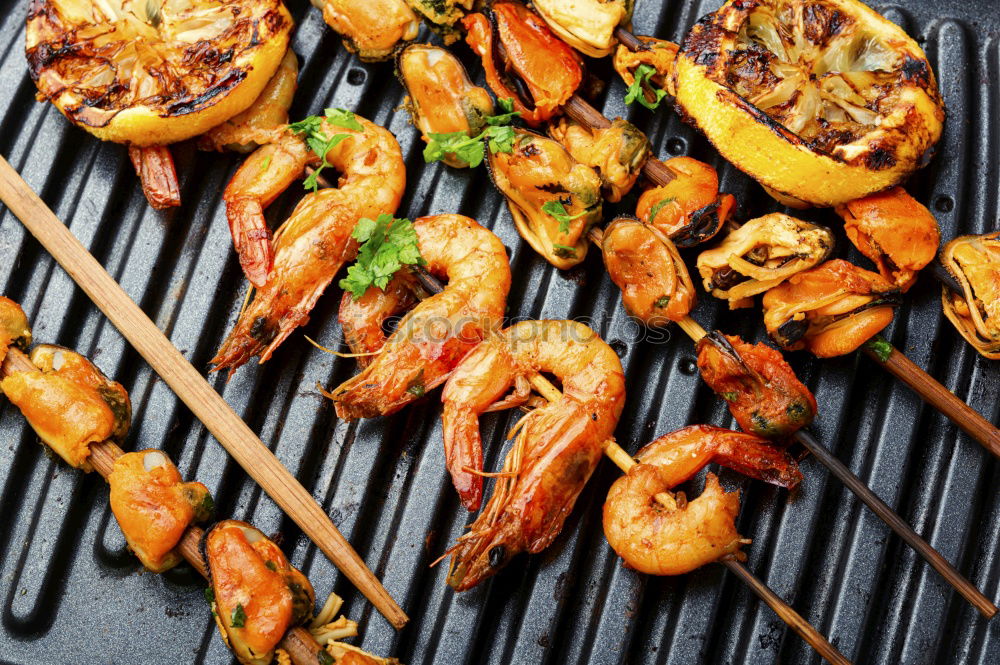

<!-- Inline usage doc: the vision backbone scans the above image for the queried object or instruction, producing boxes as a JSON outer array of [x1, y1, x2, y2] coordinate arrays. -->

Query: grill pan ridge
[[0, 0, 998, 663]]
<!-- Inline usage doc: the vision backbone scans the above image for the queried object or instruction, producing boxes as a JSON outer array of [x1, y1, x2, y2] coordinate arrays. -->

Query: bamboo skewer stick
[[521, 374, 851, 665], [593, 31, 1000, 459], [0, 155, 408, 629], [1, 348, 324, 665]]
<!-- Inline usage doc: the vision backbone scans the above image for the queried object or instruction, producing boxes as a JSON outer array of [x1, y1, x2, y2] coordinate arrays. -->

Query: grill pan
[[1, 0, 998, 663]]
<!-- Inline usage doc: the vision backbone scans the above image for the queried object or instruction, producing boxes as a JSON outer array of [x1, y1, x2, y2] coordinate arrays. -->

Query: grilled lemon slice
[[26, 0, 293, 146], [674, 0, 944, 208]]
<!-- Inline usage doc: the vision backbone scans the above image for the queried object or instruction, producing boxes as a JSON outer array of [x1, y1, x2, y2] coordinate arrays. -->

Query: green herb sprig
[[230, 603, 247, 628], [423, 98, 521, 167], [289, 108, 364, 191], [648, 196, 675, 222], [339, 214, 425, 300], [624, 64, 668, 111], [866, 335, 893, 363], [542, 200, 588, 234]]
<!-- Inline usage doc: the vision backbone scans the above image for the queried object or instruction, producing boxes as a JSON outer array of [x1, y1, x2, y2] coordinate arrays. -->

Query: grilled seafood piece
[[486, 128, 602, 269], [614, 35, 679, 101], [697, 213, 834, 308], [338, 272, 422, 369], [311, 0, 420, 61], [533, 0, 634, 58], [835, 187, 940, 291], [0, 297, 31, 365], [696, 332, 817, 438], [213, 114, 406, 372], [205, 521, 315, 665], [940, 232, 1000, 359], [442, 320, 625, 585], [464, 2, 584, 127], [406, 0, 475, 42], [108, 450, 213, 573], [1, 345, 130, 470], [762, 259, 901, 357], [673, 0, 945, 208], [635, 156, 735, 247], [548, 117, 650, 203], [200, 49, 300, 154], [128, 145, 181, 210], [601, 217, 696, 326], [604, 425, 800, 576], [328, 214, 511, 420], [397, 44, 495, 168]]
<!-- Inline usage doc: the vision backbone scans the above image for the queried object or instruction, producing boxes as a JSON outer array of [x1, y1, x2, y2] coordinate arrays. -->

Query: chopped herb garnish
[[866, 335, 893, 363], [260, 155, 272, 172], [423, 104, 521, 167], [624, 64, 668, 111], [230, 603, 247, 628], [265, 560, 278, 572], [648, 197, 675, 222], [497, 97, 515, 114], [654, 295, 671, 308], [203, 587, 215, 605], [542, 200, 588, 233], [406, 369, 426, 397], [721, 391, 739, 402], [289, 108, 363, 191], [339, 214, 425, 300], [552, 243, 577, 259]]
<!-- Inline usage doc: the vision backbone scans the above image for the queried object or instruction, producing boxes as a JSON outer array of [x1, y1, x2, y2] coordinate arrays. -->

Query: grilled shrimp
[[337, 272, 422, 369], [603, 425, 800, 576], [128, 145, 181, 210], [200, 49, 300, 153], [213, 116, 405, 372], [443, 320, 625, 588], [329, 214, 511, 419]]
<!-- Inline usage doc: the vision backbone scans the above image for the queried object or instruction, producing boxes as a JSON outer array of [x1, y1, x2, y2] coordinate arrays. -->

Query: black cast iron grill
[[0, 1, 998, 663]]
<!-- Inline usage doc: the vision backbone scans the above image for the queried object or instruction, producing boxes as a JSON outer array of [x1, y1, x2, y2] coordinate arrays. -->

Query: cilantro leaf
[[542, 200, 588, 234], [423, 104, 521, 167], [203, 587, 215, 605], [624, 64, 668, 111], [648, 196, 675, 222], [230, 603, 247, 628], [552, 243, 577, 259], [324, 108, 363, 131], [406, 369, 426, 397], [865, 335, 893, 363], [289, 109, 359, 191], [339, 215, 426, 300], [498, 97, 515, 113], [654, 295, 671, 308]]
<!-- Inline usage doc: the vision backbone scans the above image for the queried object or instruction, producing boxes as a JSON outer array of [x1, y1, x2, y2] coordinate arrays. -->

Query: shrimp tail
[[129, 145, 181, 209], [714, 435, 802, 489], [442, 402, 484, 511], [226, 199, 275, 288]]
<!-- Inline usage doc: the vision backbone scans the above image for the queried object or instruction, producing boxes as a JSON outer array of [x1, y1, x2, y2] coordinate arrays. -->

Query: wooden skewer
[[0, 155, 408, 629], [1, 348, 325, 665], [595, 31, 1000, 459], [521, 373, 851, 665]]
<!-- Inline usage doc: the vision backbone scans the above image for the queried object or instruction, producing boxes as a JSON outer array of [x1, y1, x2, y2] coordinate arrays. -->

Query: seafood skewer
[[0, 345, 333, 665], [0, 155, 408, 628], [520, 366, 850, 665]]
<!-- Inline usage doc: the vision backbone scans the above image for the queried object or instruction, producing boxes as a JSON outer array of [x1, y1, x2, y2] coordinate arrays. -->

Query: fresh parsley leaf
[[289, 109, 359, 191], [339, 215, 426, 300], [203, 587, 215, 605], [866, 335, 893, 363], [260, 155, 272, 172], [230, 603, 247, 628], [624, 64, 668, 111], [654, 295, 671, 308], [721, 391, 739, 402], [324, 107, 363, 131], [552, 243, 577, 259], [423, 106, 520, 167], [406, 369, 426, 397], [498, 97, 515, 113], [542, 200, 588, 234], [648, 197, 675, 222]]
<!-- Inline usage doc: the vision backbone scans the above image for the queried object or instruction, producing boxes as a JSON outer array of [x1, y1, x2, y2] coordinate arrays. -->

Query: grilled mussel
[[108, 450, 213, 573], [696, 331, 817, 438], [697, 213, 834, 308], [548, 116, 650, 202], [835, 187, 940, 291], [614, 35, 679, 102], [533, 0, 634, 58], [311, 0, 420, 61], [940, 232, 1000, 359], [762, 260, 901, 358], [398, 44, 495, 168], [0, 296, 31, 365], [487, 128, 602, 269], [0, 345, 130, 470], [205, 521, 315, 665], [602, 217, 696, 326], [636, 157, 735, 247], [464, 2, 583, 127]]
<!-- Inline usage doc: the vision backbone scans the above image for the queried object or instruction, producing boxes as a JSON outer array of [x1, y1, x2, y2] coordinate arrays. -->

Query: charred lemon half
[[26, 0, 292, 146], [674, 0, 944, 208]]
